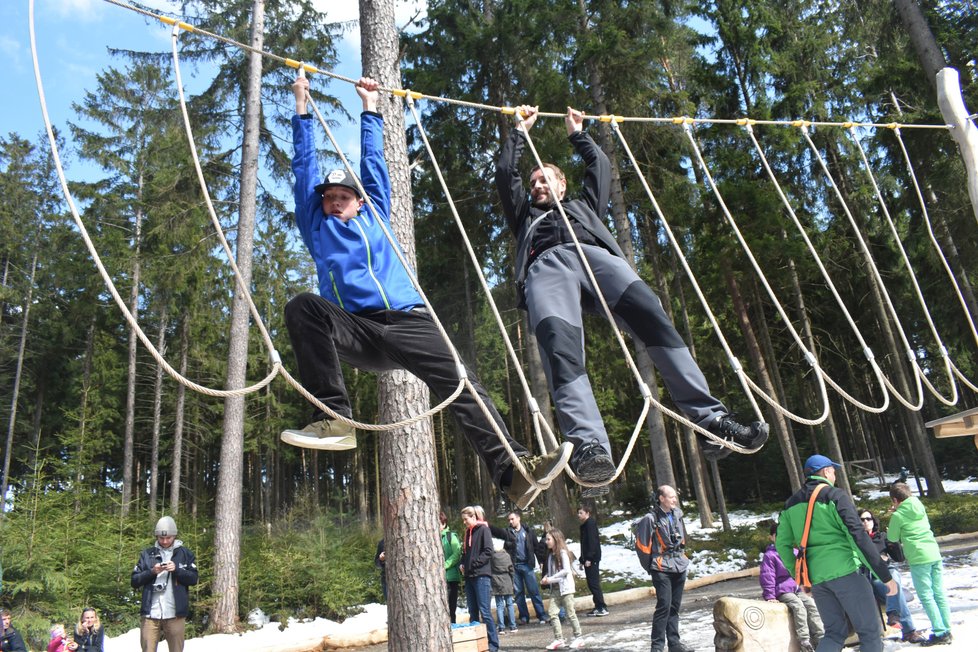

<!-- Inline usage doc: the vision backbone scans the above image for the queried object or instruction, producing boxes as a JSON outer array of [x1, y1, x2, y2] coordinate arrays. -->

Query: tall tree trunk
[[211, 0, 264, 632], [170, 316, 189, 514], [892, 0, 947, 90], [360, 2, 451, 649], [149, 307, 168, 515], [122, 193, 144, 516], [724, 268, 803, 491], [783, 235, 850, 493], [1, 248, 38, 514], [73, 317, 96, 514]]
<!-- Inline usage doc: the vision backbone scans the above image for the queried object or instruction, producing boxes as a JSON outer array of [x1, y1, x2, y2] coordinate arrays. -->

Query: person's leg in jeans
[[649, 569, 674, 651], [883, 567, 916, 632], [465, 578, 480, 626], [507, 595, 518, 629], [474, 576, 499, 651], [513, 565, 530, 623]]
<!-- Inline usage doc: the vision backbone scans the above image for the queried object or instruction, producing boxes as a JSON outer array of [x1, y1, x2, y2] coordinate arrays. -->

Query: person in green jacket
[[440, 510, 463, 623], [888, 482, 953, 647], [776, 455, 896, 652]]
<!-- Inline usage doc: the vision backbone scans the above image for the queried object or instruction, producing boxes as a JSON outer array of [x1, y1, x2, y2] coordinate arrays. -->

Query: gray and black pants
[[524, 244, 726, 463]]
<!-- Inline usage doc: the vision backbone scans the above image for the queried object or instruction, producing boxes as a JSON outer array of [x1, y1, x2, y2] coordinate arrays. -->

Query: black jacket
[[131, 542, 199, 618], [506, 524, 541, 569], [0, 626, 26, 652], [461, 523, 494, 578], [496, 128, 626, 308], [579, 515, 602, 563], [73, 626, 105, 652]]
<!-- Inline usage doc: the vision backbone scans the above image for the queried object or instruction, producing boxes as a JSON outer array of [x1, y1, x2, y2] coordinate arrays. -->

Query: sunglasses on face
[[861, 517, 873, 522]]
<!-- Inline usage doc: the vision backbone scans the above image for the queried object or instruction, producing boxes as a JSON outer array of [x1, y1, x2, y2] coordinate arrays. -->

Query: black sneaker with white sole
[[701, 415, 769, 461], [573, 439, 616, 498]]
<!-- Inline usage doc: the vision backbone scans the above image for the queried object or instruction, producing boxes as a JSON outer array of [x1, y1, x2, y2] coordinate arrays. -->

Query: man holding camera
[[636, 485, 692, 652], [131, 516, 198, 652]]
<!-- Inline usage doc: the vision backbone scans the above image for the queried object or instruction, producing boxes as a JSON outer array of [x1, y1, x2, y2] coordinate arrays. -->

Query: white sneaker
[[568, 638, 586, 649], [280, 419, 357, 451], [545, 640, 567, 650]]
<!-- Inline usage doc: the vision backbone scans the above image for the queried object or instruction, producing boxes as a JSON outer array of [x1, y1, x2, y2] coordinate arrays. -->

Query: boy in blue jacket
[[281, 75, 569, 508]]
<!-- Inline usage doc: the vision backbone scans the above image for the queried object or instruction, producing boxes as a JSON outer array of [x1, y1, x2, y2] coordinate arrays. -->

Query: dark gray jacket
[[496, 128, 626, 308]]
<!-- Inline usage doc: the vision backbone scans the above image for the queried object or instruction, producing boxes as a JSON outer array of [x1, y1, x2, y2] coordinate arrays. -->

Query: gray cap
[[314, 168, 362, 198], [155, 515, 178, 537]]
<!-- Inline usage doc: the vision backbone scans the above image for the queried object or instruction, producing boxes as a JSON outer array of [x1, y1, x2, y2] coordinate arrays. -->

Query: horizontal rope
[[100, 0, 952, 131]]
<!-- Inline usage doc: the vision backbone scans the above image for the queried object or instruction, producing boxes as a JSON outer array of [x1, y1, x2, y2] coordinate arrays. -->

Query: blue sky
[[1, 0, 426, 181]]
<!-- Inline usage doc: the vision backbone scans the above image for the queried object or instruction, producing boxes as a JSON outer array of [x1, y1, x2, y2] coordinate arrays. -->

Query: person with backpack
[[775, 455, 896, 652], [634, 485, 693, 652]]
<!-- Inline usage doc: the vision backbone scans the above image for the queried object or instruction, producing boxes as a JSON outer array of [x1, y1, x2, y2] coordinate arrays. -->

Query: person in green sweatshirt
[[887, 482, 953, 647], [776, 455, 896, 652]]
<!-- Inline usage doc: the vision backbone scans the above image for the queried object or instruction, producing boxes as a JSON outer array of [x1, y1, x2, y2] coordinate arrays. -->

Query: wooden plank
[[925, 406, 978, 429]]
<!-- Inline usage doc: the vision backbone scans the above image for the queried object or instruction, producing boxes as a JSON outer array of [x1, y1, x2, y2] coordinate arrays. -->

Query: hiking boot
[[574, 439, 616, 497], [702, 415, 769, 461], [505, 442, 574, 509], [669, 642, 694, 652], [903, 630, 927, 644], [280, 418, 357, 451]]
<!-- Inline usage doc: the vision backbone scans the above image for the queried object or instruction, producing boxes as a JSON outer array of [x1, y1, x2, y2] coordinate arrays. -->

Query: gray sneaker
[[505, 442, 574, 509], [280, 419, 357, 451]]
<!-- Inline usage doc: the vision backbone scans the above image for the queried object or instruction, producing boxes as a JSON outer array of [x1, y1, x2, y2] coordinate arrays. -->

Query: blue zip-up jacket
[[291, 111, 422, 313]]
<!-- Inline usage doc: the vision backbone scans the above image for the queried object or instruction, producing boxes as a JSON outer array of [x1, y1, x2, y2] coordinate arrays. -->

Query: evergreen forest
[[1, 0, 976, 646]]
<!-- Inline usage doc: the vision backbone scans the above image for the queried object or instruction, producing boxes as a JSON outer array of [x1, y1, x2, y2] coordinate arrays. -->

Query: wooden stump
[[713, 596, 802, 652]]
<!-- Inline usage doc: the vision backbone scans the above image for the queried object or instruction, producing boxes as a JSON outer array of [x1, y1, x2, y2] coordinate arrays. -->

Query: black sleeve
[[174, 548, 199, 587], [375, 539, 385, 568], [495, 129, 529, 235], [836, 490, 891, 581], [569, 131, 611, 220], [882, 534, 906, 563], [130, 548, 156, 589]]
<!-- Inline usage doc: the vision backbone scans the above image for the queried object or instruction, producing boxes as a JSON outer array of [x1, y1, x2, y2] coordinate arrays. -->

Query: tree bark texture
[[360, 1, 452, 649], [211, 0, 265, 632]]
